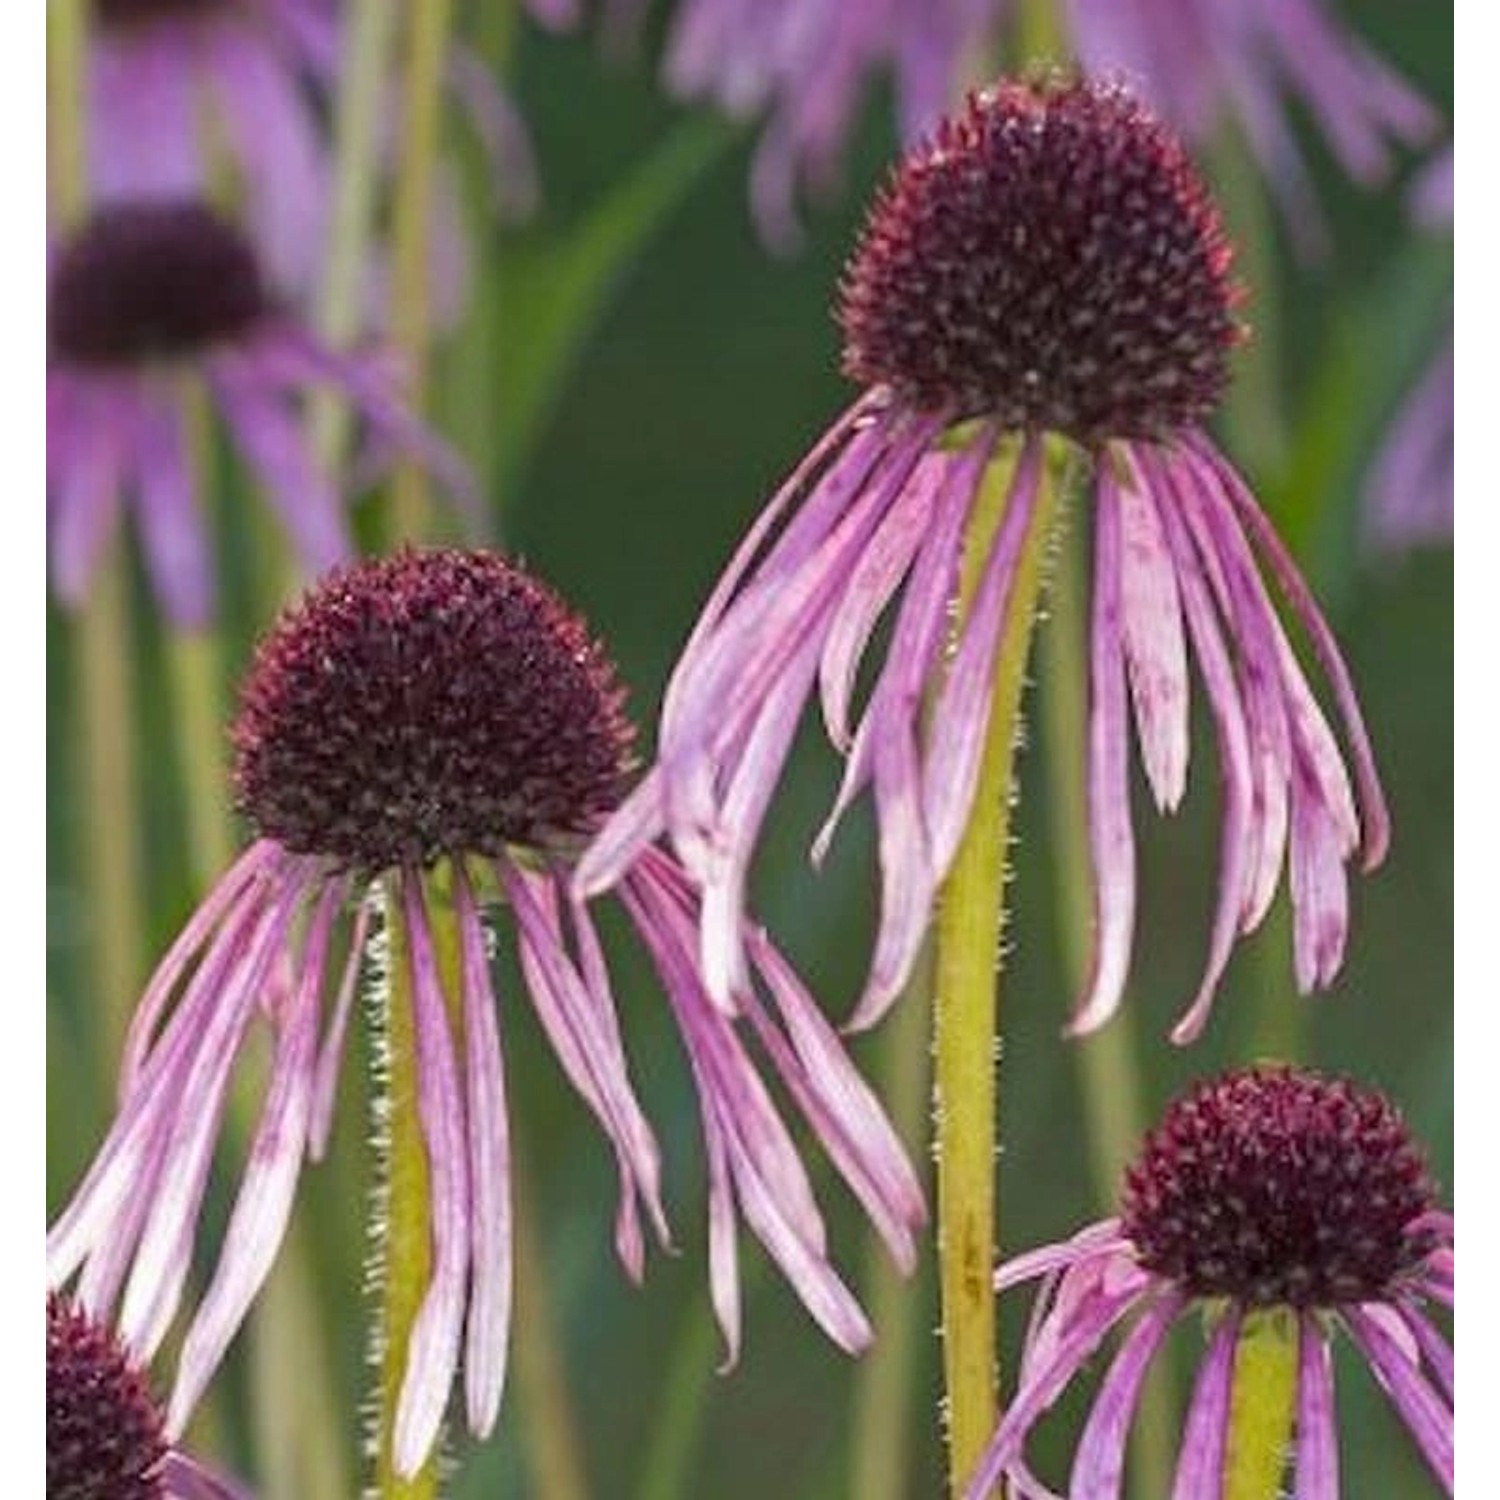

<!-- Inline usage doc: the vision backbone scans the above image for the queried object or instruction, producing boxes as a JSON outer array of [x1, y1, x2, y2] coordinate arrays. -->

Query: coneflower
[[578, 75, 1389, 1044], [47, 548, 925, 1479]]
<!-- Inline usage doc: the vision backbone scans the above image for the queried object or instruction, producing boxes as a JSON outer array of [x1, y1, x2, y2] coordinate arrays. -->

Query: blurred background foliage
[[47, 1, 1452, 1495]]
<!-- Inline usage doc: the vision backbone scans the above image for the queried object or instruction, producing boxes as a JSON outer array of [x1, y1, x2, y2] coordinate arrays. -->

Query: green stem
[[373, 868, 463, 1499], [307, 0, 399, 483], [512, 1160, 591, 1500], [849, 944, 935, 1500], [47, 0, 87, 223], [388, 0, 455, 543], [934, 443, 1058, 1497], [1224, 1310, 1300, 1500], [1040, 501, 1178, 1496]]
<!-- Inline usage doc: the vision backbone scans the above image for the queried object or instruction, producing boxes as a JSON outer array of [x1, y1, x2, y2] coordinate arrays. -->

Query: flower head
[[47, 548, 925, 1479], [965, 1066, 1453, 1497], [48, 1293, 249, 1500], [578, 75, 1389, 1043], [46, 201, 475, 627]]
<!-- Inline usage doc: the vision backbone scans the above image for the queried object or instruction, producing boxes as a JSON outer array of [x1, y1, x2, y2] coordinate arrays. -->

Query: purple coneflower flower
[[1366, 149, 1453, 555], [46, 200, 473, 628], [577, 76, 1389, 1044], [965, 1066, 1453, 1498], [606, 0, 992, 249], [47, 549, 925, 1478], [1039, 0, 1435, 252], [85, 0, 539, 299], [48, 1292, 250, 1500]]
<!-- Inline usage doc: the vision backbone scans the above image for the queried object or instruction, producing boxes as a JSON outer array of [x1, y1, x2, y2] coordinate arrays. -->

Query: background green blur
[[47, 5, 1452, 1495]]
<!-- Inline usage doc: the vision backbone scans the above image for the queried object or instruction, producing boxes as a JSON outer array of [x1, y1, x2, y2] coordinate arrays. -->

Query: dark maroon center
[[49, 202, 267, 367], [1121, 1068, 1439, 1308], [233, 549, 637, 872], [838, 76, 1242, 444], [94, 0, 225, 28], [47, 1294, 167, 1500]]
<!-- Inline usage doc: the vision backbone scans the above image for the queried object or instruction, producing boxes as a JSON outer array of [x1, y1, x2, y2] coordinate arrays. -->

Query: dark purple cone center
[[49, 202, 267, 367], [1121, 1068, 1439, 1308], [233, 549, 637, 872], [47, 1294, 167, 1500], [95, 0, 225, 28], [838, 76, 1242, 444]]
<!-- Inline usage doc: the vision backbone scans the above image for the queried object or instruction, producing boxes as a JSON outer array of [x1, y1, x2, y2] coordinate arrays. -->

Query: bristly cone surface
[[1121, 1067, 1439, 1308], [233, 549, 637, 872], [49, 201, 268, 367], [48, 1294, 167, 1500], [839, 75, 1244, 444]]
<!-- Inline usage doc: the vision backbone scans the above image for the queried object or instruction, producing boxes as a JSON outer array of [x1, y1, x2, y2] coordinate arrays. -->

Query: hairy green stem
[[1040, 502, 1178, 1496], [934, 445, 1058, 1497], [850, 947, 935, 1500], [1224, 1310, 1300, 1500], [388, 0, 454, 541]]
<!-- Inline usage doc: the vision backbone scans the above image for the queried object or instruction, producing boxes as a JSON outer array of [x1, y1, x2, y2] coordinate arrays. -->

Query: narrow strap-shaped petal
[[996, 1224, 1130, 1294], [963, 1283, 1147, 1500], [1116, 449, 1190, 812], [120, 841, 284, 1094], [1397, 1303, 1453, 1401], [308, 890, 366, 1162], [209, 354, 351, 577], [445, 46, 539, 219], [1288, 763, 1350, 991], [118, 866, 310, 1359], [573, 768, 668, 899], [87, 30, 201, 203], [1071, 1291, 1186, 1499], [160, 1450, 256, 1500], [1170, 1310, 1239, 1500], [167, 881, 340, 1433], [921, 435, 1043, 880], [818, 452, 945, 750], [131, 389, 212, 630], [393, 874, 473, 1478], [453, 864, 513, 1439], [1192, 433, 1390, 869], [1343, 1305, 1454, 1492], [49, 377, 127, 610], [1294, 1316, 1339, 1500], [697, 1059, 742, 1371], [1068, 463, 1137, 1036], [1151, 480, 1256, 1044], [502, 861, 666, 1262]]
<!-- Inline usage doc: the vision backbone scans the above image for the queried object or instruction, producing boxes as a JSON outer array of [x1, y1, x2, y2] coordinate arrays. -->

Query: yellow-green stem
[[308, 0, 400, 480], [512, 1160, 591, 1500], [1040, 503, 1178, 1496], [1016, 0, 1067, 62], [47, 0, 87, 223], [374, 869, 464, 1499], [934, 445, 1058, 1497], [850, 945, 935, 1500], [388, 0, 454, 542], [1224, 1310, 1300, 1500]]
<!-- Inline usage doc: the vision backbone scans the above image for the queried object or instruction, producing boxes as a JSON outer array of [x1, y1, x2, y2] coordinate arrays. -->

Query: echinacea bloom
[[965, 1067, 1453, 1498], [48, 1292, 250, 1500], [603, 0, 993, 248], [578, 77, 1389, 1043], [1040, 0, 1436, 251], [1366, 149, 1453, 555], [85, 0, 539, 301], [47, 549, 925, 1478], [47, 201, 474, 628]]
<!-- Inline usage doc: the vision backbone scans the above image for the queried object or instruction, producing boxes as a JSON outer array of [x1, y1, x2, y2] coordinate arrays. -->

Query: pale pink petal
[[1170, 1311, 1239, 1500], [132, 390, 212, 629], [308, 892, 366, 1162], [1295, 1316, 1338, 1500], [1288, 764, 1350, 991], [1344, 1306, 1453, 1491]]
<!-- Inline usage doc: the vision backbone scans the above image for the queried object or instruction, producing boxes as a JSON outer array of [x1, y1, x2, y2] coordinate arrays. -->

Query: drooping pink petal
[[573, 769, 669, 899], [167, 881, 340, 1433], [392, 873, 473, 1478], [995, 1222, 1130, 1295], [49, 378, 128, 610], [452, 863, 514, 1438], [1116, 451, 1190, 812], [308, 890, 366, 1162], [698, 1076, 742, 1370], [1294, 1317, 1339, 1500], [1344, 1305, 1454, 1492], [1068, 462, 1137, 1037], [1288, 763, 1350, 991], [1071, 1291, 1186, 1498], [131, 390, 212, 630], [1397, 1303, 1453, 1402], [160, 1450, 256, 1500], [1170, 1310, 1238, 1500]]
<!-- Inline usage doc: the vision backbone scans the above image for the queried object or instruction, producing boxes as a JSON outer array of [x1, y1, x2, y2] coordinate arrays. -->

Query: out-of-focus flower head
[[578, 76, 1389, 1044], [46, 200, 476, 628], [47, 548, 926, 1479], [965, 1066, 1452, 1497]]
